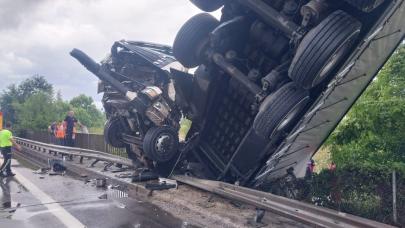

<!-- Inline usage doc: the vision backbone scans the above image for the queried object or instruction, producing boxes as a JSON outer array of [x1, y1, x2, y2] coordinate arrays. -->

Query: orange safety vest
[[56, 125, 65, 139]]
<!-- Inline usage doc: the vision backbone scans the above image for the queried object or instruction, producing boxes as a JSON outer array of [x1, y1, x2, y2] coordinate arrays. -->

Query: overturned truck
[[71, 0, 404, 192]]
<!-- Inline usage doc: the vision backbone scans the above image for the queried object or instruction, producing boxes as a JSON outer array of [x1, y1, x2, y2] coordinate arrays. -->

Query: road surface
[[0, 158, 187, 228]]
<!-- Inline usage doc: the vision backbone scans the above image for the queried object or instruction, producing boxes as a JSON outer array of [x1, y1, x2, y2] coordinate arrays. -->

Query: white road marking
[[10, 164, 86, 228]]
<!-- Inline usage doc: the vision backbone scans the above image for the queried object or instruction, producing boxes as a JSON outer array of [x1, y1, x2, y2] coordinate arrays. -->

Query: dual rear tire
[[253, 82, 310, 139], [173, 10, 362, 139], [256, 11, 361, 137], [289, 10, 362, 89]]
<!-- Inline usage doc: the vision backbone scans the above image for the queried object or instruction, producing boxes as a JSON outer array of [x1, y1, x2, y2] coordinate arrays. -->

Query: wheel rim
[[271, 96, 310, 138], [312, 29, 360, 87], [154, 133, 176, 161]]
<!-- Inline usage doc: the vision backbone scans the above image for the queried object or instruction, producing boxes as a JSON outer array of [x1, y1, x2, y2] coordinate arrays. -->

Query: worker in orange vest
[[55, 122, 65, 146]]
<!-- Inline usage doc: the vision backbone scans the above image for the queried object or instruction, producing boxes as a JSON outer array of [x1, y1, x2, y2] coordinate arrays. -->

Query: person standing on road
[[63, 111, 80, 148], [56, 122, 65, 146], [48, 122, 57, 144], [64, 111, 81, 160], [0, 122, 22, 177]]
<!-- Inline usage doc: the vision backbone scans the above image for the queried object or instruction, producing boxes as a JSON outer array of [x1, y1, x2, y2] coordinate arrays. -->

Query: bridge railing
[[22, 130, 127, 158]]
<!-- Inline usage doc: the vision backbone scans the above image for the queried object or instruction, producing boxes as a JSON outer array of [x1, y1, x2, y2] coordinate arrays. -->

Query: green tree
[[328, 44, 405, 170], [69, 94, 104, 129], [0, 75, 53, 124], [13, 92, 56, 131], [0, 76, 106, 134], [0, 84, 19, 123], [54, 100, 71, 122], [15, 75, 53, 102], [70, 94, 94, 110]]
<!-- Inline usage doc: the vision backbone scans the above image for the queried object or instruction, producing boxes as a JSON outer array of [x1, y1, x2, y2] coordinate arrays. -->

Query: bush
[[307, 165, 404, 225]]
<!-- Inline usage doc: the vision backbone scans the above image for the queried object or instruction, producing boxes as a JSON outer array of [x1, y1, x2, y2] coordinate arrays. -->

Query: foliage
[[70, 94, 94, 110], [0, 76, 105, 133], [309, 44, 405, 226], [69, 94, 105, 128], [0, 75, 52, 124], [13, 92, 56, 131], [54, 100, 71, 122], [307, 165, 404, 225], [327, 44, 405, 171], [13, 75, 53, 102]]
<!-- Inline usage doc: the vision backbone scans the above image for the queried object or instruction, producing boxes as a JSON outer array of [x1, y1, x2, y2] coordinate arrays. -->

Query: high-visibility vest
[[56, 125, 65, 139]]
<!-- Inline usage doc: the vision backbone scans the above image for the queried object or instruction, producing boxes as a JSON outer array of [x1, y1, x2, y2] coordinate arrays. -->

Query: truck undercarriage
[[70, 0, 405, 193]]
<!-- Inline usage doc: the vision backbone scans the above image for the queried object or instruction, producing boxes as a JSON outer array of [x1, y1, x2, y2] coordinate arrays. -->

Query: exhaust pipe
[[70, 48, 137, 101]]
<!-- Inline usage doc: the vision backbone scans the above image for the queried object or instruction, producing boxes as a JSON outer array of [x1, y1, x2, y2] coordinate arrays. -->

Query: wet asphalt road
[[0, 158, 188, 228]]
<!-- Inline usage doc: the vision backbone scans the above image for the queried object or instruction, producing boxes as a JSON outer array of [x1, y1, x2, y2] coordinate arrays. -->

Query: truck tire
[[253, 82, 310, 139], [173, 13, 219, 68], [104, 118, 126, 148], [190, 0, 224, 12], [143, 126, 179, 163], [344, 0, 385, 12], [289, 10, 361, 89]]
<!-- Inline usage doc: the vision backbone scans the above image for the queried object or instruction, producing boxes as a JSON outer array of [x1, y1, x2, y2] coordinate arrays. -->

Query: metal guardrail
[[15, 137, 397, 228], [23, 130, 127, 158], [174, 175, 396, 228], [15, 137, 134, 167]]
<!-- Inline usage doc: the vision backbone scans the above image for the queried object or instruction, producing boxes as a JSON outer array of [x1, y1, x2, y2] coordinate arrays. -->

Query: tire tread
[[289, 11, 361, 89], [253, 83, 309, 138], [173, 13, 219, 68]]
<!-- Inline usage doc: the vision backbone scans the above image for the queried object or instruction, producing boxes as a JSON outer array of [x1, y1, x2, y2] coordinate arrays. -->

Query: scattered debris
[[230, 201, 243, 208], [159, 178, 177, 189], [247, 209, 267, 228], [33, 168, 49, 175], [115, 202, 126, 209], [102, 162, 114, 172], [255, 209, 265, 223], [89, 159, 100, 168], [115, 173, 134, 179], [132, 171, 159, 183], [48, 159, 66, 172], [197, 201, 215, 209], [96, 178, 107, 188], [108, 184, 120, 190], [110, 167, 129, 173], [106, 188, 128, 199], [145, 182, 176, 191], [98, 193, 108, 200], [49, 171, 65, 176]]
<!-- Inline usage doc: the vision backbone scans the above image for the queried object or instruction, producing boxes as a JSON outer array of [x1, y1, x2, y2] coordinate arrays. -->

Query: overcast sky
[[0, 0, 219, 109]]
